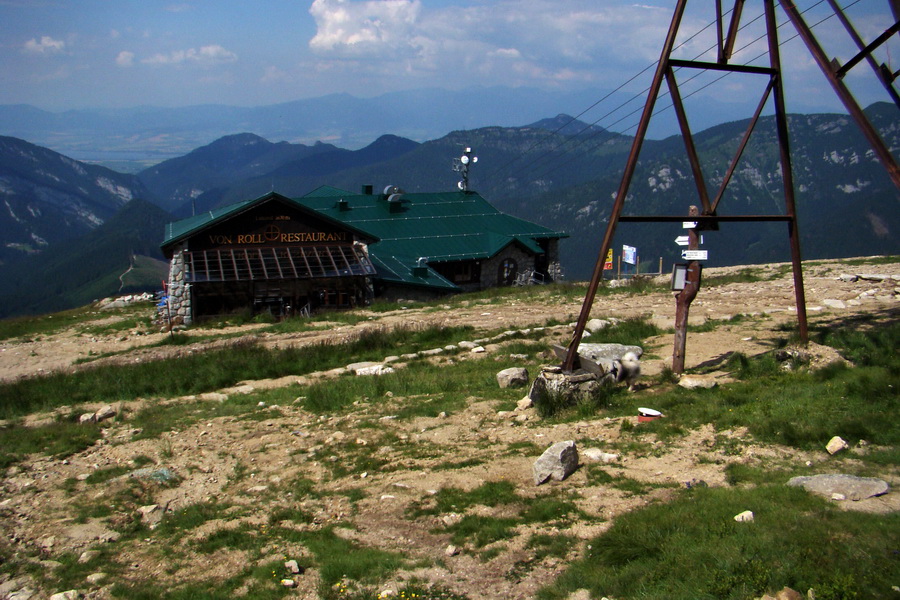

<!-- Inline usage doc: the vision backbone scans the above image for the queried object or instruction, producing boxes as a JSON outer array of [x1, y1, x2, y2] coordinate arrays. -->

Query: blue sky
[[1, 0, 896, 123]]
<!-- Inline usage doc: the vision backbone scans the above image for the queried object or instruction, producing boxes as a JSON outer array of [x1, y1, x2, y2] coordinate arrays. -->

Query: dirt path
[[2, 259, 897, 382]]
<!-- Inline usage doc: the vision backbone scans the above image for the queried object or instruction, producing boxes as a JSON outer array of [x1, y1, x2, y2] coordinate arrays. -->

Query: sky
[[0, 0, 897, 124]]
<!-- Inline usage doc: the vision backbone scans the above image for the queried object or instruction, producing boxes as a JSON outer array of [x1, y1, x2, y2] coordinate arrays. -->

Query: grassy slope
[[0, 276, 897, 600]]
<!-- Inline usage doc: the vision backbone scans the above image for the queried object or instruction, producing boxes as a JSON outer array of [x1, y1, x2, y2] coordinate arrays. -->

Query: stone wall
[[480, 245, 535, 289], [159, 244, 192, 326]]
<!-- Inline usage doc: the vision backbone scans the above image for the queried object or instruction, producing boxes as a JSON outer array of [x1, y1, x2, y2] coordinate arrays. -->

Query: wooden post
[[672, 206, 702, 373]]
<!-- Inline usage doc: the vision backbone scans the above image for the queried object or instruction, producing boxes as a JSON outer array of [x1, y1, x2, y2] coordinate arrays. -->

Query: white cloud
[[23, 36, 65, 55], [309, 0, 423, 56], [304, 0, 677, 90], [141, 44, 238, 66], [491, 48, 521, 59], [116, 51, 135, 67], [261, 65, 291, 83]]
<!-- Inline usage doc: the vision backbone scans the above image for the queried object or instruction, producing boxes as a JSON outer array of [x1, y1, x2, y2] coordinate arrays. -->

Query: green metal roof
[[298, 187, 566, 261], [161, 188, 567, 292], [161, 191, 377, 249]]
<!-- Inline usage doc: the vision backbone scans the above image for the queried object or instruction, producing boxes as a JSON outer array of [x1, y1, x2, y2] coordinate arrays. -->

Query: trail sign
[[622, 245, 637, 265], [682, 249, 708, 260], [603, 248, 613, 270], [675, 235, 703, 246]]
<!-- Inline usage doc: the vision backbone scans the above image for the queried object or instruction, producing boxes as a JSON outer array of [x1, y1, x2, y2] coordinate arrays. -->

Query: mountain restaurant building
[[160, 187, 566, 324]]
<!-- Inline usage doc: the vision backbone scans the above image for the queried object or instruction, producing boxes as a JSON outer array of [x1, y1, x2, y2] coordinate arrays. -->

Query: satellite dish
[[458, 181, 465, 190], [460, 155, 470, 165]]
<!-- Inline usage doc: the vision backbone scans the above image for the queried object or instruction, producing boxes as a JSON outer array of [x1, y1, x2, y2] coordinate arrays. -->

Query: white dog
[[615, 351, 641, 392]]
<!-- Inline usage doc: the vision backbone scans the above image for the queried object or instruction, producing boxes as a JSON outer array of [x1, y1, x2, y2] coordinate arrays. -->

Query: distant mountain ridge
[[0, 103, 896, 318], [0, 86, 668, 164], [0, 136, 154, 267]]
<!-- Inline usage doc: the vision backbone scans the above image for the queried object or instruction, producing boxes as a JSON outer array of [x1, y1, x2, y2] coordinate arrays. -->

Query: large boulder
[[497, 367, 529, 388], [786, 474, 889, 501], [533, 441, 579, 485]]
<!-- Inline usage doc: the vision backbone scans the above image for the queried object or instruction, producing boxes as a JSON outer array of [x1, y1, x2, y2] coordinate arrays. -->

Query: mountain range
[[0, 87, 643, 165], [0, 102, 897, 318]]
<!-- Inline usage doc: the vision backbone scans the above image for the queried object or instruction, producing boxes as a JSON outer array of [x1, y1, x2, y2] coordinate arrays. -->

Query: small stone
[[733, 510, 754, 522], [138, 504, 164, 529], [94, 405, 116, 422], [77, 551, 99, 564], [281, 578, 297, 588], [78, 413, 96, 425], [582, 449, 618, 463], [774, 587, 803, 600], [516, 397, 534, 411], [445, 544, 459, 556], [826, 436, 849, 455], [830, 493, 846, 501], [86, 573, 106, 585], [49, 591, 82, 600], [284, 559, 301, 574]]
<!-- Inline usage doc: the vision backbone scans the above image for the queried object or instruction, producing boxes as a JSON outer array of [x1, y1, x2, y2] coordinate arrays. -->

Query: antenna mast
[[452, 147, 478, 191]]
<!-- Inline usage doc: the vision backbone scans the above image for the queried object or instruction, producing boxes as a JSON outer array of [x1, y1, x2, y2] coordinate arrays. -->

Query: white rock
[[533, 441, 579, 485], [826, 436, 849, 455], [359, 364, 395, 376], [582, 449, 619, 463], [497, 367, 529, 388], [733, 510, 754, 522], [94, 405, 116, 422], [138, 504, 164, 529], [445, 544, 459, 556], [586, 318, 611, 333], [822, 299, 846, 309], [284, 559, 301, 574], [678, 375, 718, 389], [50, 590, 82, 600]]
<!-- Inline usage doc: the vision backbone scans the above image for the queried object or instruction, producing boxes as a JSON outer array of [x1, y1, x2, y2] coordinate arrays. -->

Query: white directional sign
[[675, 235, 704, 246], [683, 221, 697, 229], [682, 249, 708, 260]]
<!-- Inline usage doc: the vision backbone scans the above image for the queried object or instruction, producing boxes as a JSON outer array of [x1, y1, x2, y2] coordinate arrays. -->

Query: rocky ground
[[0, 257, 898, 600]]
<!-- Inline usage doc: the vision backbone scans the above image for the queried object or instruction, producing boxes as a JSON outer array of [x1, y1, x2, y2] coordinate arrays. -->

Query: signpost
[[672, 206, 703, 373], [603, 248, 613, 271], [622, 245, 637, 265]]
